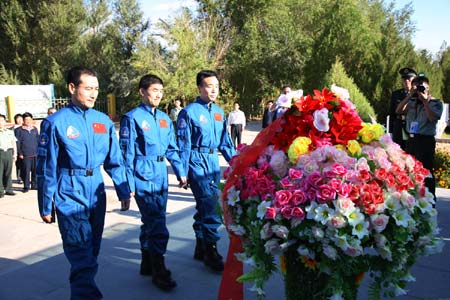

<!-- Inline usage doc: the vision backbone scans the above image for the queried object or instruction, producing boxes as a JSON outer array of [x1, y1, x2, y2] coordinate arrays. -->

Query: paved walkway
[[0, 121, 449, 299]]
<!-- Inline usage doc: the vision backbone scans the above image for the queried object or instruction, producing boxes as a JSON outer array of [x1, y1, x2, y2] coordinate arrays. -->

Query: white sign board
[[0, 84, 54, 119]]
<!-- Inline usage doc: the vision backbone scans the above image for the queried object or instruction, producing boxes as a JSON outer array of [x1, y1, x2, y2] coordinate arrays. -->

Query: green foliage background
[[1, 0, 450, 123]]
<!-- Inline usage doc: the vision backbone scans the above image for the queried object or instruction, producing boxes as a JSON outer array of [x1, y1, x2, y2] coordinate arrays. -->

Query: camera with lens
[[417, 85, 426, 93]]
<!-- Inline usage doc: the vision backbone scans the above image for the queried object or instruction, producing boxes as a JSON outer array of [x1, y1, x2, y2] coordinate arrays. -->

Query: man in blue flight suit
[[177, 70, 235, 272], [37, 66, 131, 300], [119, 74, 187, 291]]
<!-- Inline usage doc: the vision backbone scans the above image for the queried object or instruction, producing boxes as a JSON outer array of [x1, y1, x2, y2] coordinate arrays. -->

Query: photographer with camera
[[396, 74, 443, 202], [389, 67, 416, 150]]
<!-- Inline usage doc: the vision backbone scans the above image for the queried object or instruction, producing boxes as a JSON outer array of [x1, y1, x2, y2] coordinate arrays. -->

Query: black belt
[[192, 147, 215, 154], [59, 167, 99, 176], [136, 155, 165, 162]]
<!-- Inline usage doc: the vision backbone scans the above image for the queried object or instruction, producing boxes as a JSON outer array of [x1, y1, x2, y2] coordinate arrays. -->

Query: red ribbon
[[219, 118, 282, 300]]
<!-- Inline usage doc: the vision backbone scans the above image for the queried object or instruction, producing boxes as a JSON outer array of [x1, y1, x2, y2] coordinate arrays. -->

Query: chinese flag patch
[[159, 119, 168, 128], [93, 122, 107, 134], [214, 113, 222, 121]]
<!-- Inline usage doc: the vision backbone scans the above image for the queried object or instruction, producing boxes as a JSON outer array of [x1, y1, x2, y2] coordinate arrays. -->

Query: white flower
[[334, 197, 355, 215], [417, 197, 434, 214], [394, 285, 408, 296], [297, 245, 315, 259], [226, 186, 240, 206], [313, 107, 330, 132], [384, 195, 402, 211], [351, 220, 370, 239], [314, 204, 334, 225], [327, 213, 347, 229], [346, 209, 364, 226], [332, 234, 350, 251], [329, 290, 344, 300], [331, 84, 350, 101], [272, 225, 289, 239], [257, 201, 272, 219], [323, 244, 338, 260], [370, 214, 389, 233], [345, 239, 363, 257], [311, 226, 325, 239], [400, 190, 416, 210], [249, 284, 265, 296], [264, 239, 283, 255], [229, 224, 246, 235], [392, 208, 412, 228], [260, 222, 273, 239], [306, 201, 319, 220]]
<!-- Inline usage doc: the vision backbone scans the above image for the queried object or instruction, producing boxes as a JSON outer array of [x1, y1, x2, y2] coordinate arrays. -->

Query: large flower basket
[[218, 88, 443, 300]]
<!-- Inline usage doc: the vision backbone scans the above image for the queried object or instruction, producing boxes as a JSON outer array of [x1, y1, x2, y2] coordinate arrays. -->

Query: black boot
[[203, 243, 224, 272], [140, 249, 152, 276], [151, 254, 177, 291], [193, 238, 204, 261]]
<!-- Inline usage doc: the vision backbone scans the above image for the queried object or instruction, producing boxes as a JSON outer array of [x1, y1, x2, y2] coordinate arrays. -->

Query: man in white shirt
[[227, 102, 246, 149]]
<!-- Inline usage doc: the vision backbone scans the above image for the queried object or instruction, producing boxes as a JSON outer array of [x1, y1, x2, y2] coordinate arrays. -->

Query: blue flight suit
[[177, 97, 235, 243], [119, 103, 186, 254], [37, 103, 130, 300]]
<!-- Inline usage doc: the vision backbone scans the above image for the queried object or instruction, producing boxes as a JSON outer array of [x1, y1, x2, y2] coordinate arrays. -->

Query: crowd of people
[[0, 108, 57, 197], [0, 64, 444, 299]]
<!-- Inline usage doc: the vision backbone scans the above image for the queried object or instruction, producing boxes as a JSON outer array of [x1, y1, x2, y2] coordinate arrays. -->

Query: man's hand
[[120, 199, 130, 211], [178, 176, 188, 189], [41, 215, 53, 223]]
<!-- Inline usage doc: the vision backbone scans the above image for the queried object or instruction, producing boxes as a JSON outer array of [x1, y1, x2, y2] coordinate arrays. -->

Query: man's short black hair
[[0, 114, 6, 120], [196, 70, 218, 87], [22, 112, 33, 119], [139, 74, 164, 90], [281, 84, 291, 90], [66, 66, 97, 86]]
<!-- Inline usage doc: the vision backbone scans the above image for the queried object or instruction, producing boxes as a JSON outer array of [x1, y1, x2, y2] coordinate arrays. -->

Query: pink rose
[[307, 171, 323, 187], [280, 177, 295, 190], [280, 206, 293, 219], [291, 189, 307, 205], [265, 207, 276, 219], [337, 183, 352, 197], [327, 178, 342, 191], [288, 168, 304, 180], [316, 184, 336, 202], [291, 207, 305, 220], [330, 163, 347, 176], [275, 190, 292, 206]]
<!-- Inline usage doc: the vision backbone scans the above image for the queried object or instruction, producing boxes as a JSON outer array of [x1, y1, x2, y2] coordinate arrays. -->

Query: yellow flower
[[346, 140, 362, 156], [287, 136, 312, 163], [358, 122, 385, 143]]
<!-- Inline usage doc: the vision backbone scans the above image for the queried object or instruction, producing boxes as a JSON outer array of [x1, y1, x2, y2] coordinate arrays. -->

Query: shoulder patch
[[39, 133, 49, 146], [177, 118, 187, 129], [120, 126, 129, 138]]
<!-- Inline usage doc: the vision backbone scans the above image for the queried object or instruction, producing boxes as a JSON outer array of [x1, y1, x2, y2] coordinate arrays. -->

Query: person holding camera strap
[[396, 74, 443, 202]]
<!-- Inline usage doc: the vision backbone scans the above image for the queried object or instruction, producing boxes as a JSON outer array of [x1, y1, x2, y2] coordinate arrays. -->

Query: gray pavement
[[1, 121, 449, 300]]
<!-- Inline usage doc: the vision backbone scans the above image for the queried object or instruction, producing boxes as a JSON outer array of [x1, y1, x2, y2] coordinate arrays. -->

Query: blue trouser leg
[[57, 199, 106, 300], [135, 191, 169, 254], [190, 177, 221, 243]]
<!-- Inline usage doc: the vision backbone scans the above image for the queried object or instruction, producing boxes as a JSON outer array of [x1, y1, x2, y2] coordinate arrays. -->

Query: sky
[[139, 0, 450, 55]]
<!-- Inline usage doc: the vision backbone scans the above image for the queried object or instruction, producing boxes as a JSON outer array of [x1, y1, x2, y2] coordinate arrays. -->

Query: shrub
[[434, 145, 450, 189]]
